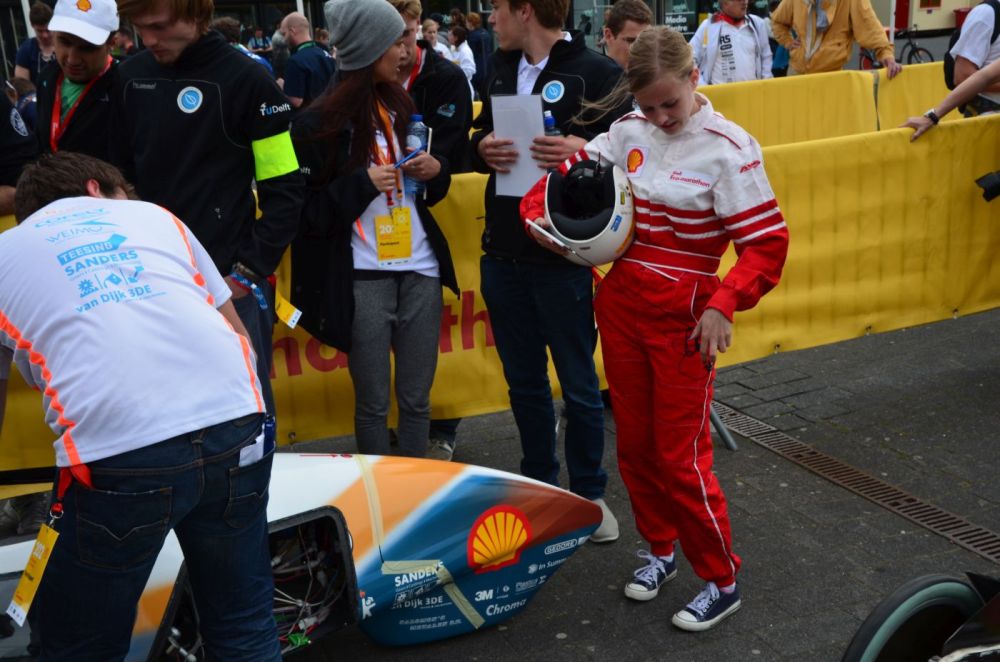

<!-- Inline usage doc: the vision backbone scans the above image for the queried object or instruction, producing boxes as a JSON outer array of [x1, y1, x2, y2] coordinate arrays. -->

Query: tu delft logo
[[541, 80, 565, 104], [177, 86, 203, 114]]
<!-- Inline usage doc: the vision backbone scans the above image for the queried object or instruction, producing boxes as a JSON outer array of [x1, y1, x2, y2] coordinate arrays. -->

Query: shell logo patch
[[76, 0, 92, 11], [626, 146, 647, 175], [467, 505, 531, 574], [541, 80, 565, 104]]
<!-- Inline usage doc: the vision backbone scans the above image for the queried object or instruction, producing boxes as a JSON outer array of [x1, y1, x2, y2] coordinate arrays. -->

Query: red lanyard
[[50, 56, 111, 153], [374, 102, 402, 206], [404, 48, 424, 92]]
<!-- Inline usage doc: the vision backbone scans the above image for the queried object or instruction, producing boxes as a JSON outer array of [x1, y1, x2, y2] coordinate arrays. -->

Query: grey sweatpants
[[348, 272, 442, 457]]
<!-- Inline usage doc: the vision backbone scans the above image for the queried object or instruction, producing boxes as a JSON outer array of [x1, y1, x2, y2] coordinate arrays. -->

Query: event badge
[[6, 524, 59, 626], [275, 292, 301, 329], [376, 206, 412, 267]]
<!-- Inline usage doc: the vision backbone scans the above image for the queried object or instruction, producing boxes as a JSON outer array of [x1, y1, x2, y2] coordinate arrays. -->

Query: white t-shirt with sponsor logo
[[0, 197, 265, 466], [950, 3, 1000, 104]]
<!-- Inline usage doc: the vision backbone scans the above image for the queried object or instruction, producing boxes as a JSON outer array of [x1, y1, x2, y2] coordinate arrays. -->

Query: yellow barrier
[[3, 109, 998, 470], [874, 62, 956, 130], [702, 70, 878, 147]]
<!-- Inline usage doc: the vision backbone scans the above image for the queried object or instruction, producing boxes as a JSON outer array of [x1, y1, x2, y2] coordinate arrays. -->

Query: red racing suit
[[520, 96, 788, 585]]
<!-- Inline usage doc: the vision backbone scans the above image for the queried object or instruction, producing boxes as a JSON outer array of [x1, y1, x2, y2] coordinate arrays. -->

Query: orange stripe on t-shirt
[[167, 213, 262, 411], [0, 309, 83, 465], [169, 214, 215, 305]]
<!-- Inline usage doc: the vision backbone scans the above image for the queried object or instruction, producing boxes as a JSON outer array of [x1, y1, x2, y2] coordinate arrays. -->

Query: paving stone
[[750, 378, 827, 402], [796, 402, 852, 422], [716, 366, 760, 385], [734, 368, 812, 390], [742, 400, 798, 419], [714, 382, 751, 399], [781, 387, 855, 409], [766, 413, 811, 431], [716, 392, 766, 409]]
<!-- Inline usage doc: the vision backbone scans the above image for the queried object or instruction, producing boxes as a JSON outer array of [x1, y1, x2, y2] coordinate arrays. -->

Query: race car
[[0, 453, 602, 659]]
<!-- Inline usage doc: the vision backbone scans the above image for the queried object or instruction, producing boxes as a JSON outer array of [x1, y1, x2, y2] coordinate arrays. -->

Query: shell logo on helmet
[[76, 0, 92, 11], [467, 505, 531, 573]]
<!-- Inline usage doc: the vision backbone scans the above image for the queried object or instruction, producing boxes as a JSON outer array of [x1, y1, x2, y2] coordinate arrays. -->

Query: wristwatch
[[923, 109, 940, 125], [231, 261, 264, 284]]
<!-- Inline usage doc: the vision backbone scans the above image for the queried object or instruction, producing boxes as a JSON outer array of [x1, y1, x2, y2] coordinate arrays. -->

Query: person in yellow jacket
[[770, 0, 901, 76]]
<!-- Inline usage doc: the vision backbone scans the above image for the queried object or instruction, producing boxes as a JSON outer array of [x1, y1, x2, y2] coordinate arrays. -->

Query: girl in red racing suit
[[521, 26, 788, 632]]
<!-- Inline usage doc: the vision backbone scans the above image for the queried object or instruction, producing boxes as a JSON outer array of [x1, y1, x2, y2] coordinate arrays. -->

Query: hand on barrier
[[900, 114, 934, 141], [690, 308, 733, 369], [530, 135, 587, 171], [367, 164, 397, 193], [882, 56, 903, 79], [400, 149, 441, 182], [478, 132, 518, 173]]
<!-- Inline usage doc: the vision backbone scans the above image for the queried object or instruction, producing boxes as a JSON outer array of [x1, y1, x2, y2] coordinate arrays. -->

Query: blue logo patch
[[437, 103, 457, 118], [177, 86, 203, 114], [611, 214, 622, 232], [542, 81, 565, 104]]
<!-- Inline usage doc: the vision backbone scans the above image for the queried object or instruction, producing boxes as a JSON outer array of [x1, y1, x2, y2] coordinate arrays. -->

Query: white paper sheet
[[492, 94, 546, 197]]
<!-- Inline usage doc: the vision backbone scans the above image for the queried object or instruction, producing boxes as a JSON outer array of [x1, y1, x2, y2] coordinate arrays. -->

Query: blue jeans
[[480, 256, 607, 499], [35, 414, 280, 662], [233, 281, 275, 414]]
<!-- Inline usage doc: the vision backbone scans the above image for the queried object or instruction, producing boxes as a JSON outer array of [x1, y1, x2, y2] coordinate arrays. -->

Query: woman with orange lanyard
[[291, 0, 458, 458], [522, 27, 788, 631]]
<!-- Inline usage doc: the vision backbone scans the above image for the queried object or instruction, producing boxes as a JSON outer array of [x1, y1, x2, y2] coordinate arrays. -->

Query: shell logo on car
[[468, 505, 531, 573]]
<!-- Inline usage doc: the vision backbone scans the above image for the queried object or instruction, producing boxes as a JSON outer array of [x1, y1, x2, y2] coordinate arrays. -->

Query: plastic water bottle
[[404, 114, 429, 197], [543, 110, 561, 136]]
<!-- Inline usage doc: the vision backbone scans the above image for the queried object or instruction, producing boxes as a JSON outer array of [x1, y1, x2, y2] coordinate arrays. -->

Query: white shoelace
[[632, 549, 666, 584], [688, 582, 721, 615]]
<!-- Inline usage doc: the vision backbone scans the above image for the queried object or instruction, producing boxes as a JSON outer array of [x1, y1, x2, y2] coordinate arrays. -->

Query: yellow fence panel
[[874, 62, 956, 130], [702, 70, 878, 147], [3, 113, 999, 471]]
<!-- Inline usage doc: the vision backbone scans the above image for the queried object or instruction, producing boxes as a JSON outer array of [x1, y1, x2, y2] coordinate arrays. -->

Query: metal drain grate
[[714, 402, 1000, 565]]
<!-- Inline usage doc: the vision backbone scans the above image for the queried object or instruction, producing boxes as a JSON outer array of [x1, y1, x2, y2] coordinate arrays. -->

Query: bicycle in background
[[860, 25, 934, 69]]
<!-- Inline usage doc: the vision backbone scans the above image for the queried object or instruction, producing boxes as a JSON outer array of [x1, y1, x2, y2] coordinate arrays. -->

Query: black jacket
[[289, 114, 459, 352], [110, 31, 304, 276], [36, 60, 117, 162], [471, 31, 629, 263], [410, 42, 473, 173], [0, 95, 35, 188]]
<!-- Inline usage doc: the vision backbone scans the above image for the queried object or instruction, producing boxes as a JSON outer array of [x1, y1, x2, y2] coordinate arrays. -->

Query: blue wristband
[[231, 272, 268, 310]]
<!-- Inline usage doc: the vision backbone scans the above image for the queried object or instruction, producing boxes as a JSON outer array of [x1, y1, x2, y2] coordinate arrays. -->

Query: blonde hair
[[576, 27, 694, 124], [421, 18, 439, 33], [386, 0, 422, 21]]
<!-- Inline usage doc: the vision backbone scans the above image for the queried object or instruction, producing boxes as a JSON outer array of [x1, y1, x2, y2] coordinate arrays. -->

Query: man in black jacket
[[112, 0, 304, 414], [471, 0, 629, 540], [36, 0, 119, 161], [0, 95, 36, 216]]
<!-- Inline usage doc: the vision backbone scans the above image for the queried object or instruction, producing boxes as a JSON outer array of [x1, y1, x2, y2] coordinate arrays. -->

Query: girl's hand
[[526, 216, 569, 255], [400, 149, 441, 182], [367, 164, 397, 193], [690, 308, 732, 369], [901, 115, 934, 141]]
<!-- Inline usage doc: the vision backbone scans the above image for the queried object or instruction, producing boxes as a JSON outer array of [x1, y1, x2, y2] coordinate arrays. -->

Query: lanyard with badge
[[6, 464, 92, 625], [49, 56, 112, 153], [366, 103, 413, 268]]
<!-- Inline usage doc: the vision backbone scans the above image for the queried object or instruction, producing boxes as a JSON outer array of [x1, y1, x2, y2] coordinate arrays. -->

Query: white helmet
[[543, 160, 635, 267]]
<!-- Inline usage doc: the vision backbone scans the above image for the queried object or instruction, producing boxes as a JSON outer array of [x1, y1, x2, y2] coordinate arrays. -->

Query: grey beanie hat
[[325, 0, 405, 71]]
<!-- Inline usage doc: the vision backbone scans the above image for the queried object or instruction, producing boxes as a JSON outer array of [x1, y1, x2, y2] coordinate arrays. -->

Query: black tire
[[907, 47, 934, 64], [842, 574, 983, 662]]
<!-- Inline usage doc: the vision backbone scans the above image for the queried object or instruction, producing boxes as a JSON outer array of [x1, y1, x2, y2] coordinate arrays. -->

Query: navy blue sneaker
[[624, 550, 677, 601], [672, 582, 741, 631]]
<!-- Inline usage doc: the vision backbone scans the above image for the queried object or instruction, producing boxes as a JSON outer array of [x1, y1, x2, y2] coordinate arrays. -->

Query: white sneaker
[[426, 439, 455, 461], [589, 497, 619, 543]]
